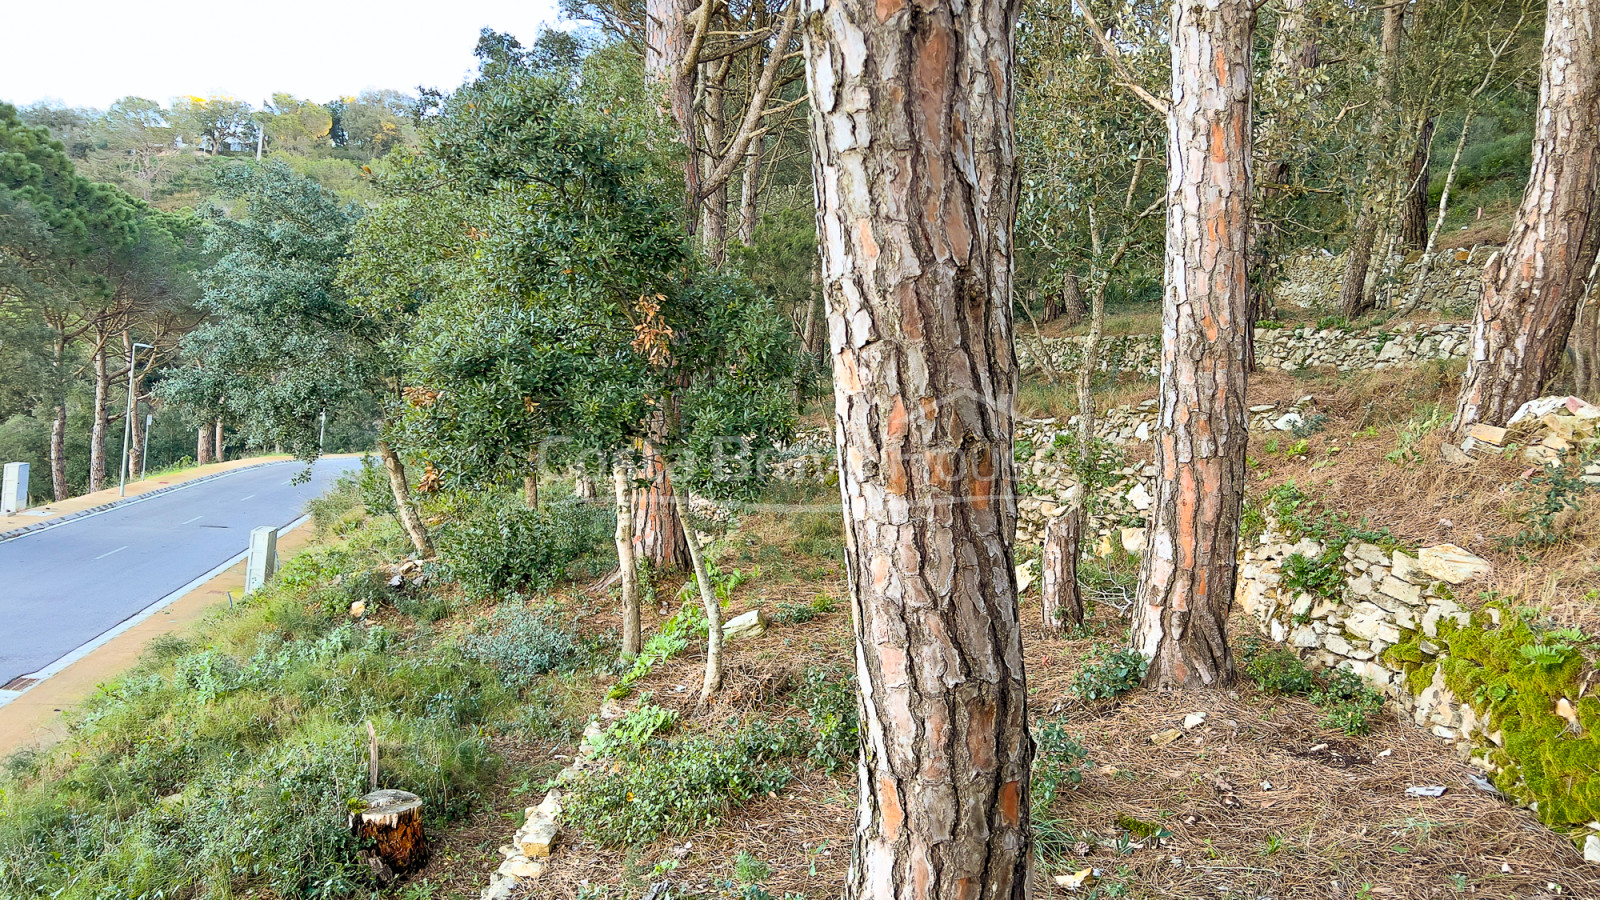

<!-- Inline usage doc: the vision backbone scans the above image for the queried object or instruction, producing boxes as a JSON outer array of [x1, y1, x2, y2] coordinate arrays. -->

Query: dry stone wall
[[1276, 248, 1488, 314], [1018, 321, 1470, 376]]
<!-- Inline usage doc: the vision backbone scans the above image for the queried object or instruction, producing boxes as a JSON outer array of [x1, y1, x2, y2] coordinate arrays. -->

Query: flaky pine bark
[[50, 401, 68, 501], [1572, 289, 1600, 399], [1058, 270, 1086, 326], [1453, 0, 1600, 432], [633, 439, 691, 570], [1040, 501, 1084, 630], [1132, 0, 1253, 690], [197, 424, 212, 465], [804, 0, 1033, 893], [377, 440, 435, 557], [613, 466, 643, 659]]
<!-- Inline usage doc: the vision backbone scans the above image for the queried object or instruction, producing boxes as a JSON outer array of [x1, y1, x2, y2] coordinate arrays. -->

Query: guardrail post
[[2, 463, 28, 515], [245, 526, 279, 593]]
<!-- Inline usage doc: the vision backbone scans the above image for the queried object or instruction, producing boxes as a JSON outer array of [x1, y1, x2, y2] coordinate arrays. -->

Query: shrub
[[439, 494, 613, 599], [461, 604, 580, 686], [1312, 667, 1386, 736], [1031, 720, 1091, 870], [586, 698, 679, 758], [1246, 649, 1317, 695], [773, 593, 836, 625], [563, 720, 801, 846], [1071, 647, 1148, 701], [796, 666, 860, 772]]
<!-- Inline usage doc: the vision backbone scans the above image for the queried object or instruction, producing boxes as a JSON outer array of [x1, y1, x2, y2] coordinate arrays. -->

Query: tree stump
[[349, 789, 426, 883], [1041, 503, 1084, 630]]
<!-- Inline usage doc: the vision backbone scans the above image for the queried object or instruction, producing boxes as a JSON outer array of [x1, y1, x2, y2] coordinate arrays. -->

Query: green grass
[[0, 491, 591, 899]]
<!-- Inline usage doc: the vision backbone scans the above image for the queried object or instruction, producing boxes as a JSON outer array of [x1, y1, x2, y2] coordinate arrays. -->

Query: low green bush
[[1246, 648, 1318, 695], [460, 604, 581, 686], [438, 494, 613, 599], [773, 593, 836, 625], [796, 666, 860, 772], [1031, 720, 1091, 871], [1241, 638, 1385, 736], [1071, 646, 1149, 701], [562, 720, 802, 846]]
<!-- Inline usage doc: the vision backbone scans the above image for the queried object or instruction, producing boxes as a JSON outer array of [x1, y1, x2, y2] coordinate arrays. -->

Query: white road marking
[[181, 515, 204, 524], [94, 545, 127, 560], [239, 494, 255, 502]]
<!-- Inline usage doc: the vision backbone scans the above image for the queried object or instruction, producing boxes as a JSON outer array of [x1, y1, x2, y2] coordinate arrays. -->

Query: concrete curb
[[0, 460, 292, 544]]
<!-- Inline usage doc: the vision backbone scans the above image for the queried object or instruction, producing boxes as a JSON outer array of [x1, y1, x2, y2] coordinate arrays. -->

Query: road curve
[[0, 458, 360, 689]]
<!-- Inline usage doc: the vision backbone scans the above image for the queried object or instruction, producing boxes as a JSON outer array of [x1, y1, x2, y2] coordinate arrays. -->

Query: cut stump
[[349, 789, 426, 883], [1041, 503, 1085, 630]]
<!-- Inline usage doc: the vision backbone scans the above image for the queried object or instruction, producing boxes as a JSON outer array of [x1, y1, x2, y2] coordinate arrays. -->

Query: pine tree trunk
[[1340, 214, 1379, 317], [523, 450, 539, 509], [614, 466, 642, 660], [197, 424, 212, 465], [804, 0, 1033, 890], [128, 377, 145, 480], [1399, 117, 1437, 251], [377, 440, 435, 557], [739, 136, 764, 245], [50, 400, 68, 501], [214, 419, 225, 462], [1041, 503, 1084, 630], [1572, 292, 1600, 399], [1340, 0, 1406, 319], [1059, 270, 1086, 326], [1453, 0, 1600, 433], [1132, 0, 1253, 690], [647, 0, 703, 235], [89, 343, 109, 493], [632, 438, 691, 570], [576, 471, 598, 500]]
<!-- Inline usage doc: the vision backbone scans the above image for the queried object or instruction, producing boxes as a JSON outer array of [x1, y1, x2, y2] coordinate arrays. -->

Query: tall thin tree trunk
[[804, 0, 1033, 889], [1340, 0, 1406, 318], [739, 136, 764, 245], [377, 440, 435, 557], [576, 470, 598, 500], [1399, 111, 1477, 317], [89, 343, 109, 493], [614, 466, 642, 660], [1132, 0, 1254, 690], [1252, 0, 1317, 326], [213, 419, 224, 462], [50, 402, 68, 501], [197, 423, 213, 465], [523, 449, 539, 509], [1399, 117, 1438, 250], [49, 330, 69, 500], [1453, 0, 1600, 433], [1058, 270, 1086, 326], [678, 494, 724, 704]]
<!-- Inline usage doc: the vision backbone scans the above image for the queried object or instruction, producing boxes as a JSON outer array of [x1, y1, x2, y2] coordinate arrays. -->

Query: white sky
[[2, 0, 569, 110]]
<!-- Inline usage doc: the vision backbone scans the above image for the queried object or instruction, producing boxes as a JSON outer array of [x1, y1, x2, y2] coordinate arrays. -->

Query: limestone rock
[[1120, 527, 1147, 555], [1127, 482, 1152, 511], [1417, 544, 1491, 584], [723, 609, 767, 641], [1015, 561, 1037, 595], [1183, 712, 1208, 730], [519, 819, 559, 858], [1150, 728, 1184, 747], [1465, 423, 1506, 446], [1586, 834, 1600, 865]]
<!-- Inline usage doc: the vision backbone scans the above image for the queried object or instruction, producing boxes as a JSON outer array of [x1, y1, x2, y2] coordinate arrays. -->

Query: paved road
[[0, 458, 360, 688]]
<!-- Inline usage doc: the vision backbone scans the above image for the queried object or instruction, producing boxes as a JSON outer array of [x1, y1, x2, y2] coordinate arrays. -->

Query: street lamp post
[[119, 342, 154, 497]]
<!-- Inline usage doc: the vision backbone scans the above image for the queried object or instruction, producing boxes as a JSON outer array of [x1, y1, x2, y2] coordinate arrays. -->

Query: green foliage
[[562, 720, 801, 846], [610, 604, 695, 699], [1385, 405, 1447, 467], [1245, 648, 1318, 695], [1499, 450, 1596, 549], [460, 604, 581, 686], [1049, 431, 1126, 515], [1311, 669, 1386, 736], [438, 494, 613, 599], [796, 667, 860, 772], [0, 516, 515, 899], [1071, 647, 1149, 701], [734, 851, 772, 886], [773, 593, 837, 625], [1240, 637, 1384, 736], [1030, 720, 1091, 870], [586, 698, 679, 758], [1420, 603, 1600, 826], [1281, 547, 1346, 598]]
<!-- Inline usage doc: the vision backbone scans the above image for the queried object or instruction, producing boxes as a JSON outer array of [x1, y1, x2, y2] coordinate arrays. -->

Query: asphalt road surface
[[0, 458, 360, 688]]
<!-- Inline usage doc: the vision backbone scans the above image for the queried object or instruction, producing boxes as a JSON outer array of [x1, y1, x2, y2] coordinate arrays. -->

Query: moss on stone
[[1433, 602, 1600, 828]]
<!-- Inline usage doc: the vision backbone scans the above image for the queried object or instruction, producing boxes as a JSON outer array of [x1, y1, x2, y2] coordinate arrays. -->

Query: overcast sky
[[2, 0, 569, 110]]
